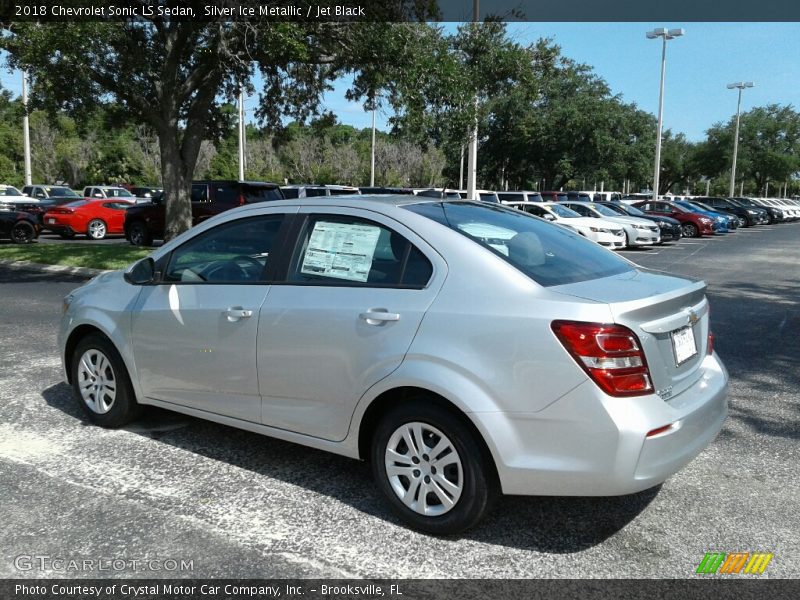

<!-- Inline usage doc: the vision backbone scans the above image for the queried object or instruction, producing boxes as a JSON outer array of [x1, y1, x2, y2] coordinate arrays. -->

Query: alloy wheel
[[77, 349, 117, 414], [384, 422, 463, 516], [11, 223, 34, 244], [681, 223, 698, 238], [88, 219, 107, 239]]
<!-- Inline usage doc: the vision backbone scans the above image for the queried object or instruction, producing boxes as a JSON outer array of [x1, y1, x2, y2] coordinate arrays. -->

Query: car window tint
[[164, 215, 285, 284], [191, 184, 209, 203], [289, 216, 431, 288], [404, 202, 633, 287]]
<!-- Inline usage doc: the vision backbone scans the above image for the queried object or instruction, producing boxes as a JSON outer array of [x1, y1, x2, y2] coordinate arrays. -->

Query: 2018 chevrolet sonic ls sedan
[[59, 196, 728, 534]]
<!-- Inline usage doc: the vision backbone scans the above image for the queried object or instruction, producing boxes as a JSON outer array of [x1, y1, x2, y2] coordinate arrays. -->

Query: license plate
[[671, 326, 697, 366], [48, 218, 56, 224]]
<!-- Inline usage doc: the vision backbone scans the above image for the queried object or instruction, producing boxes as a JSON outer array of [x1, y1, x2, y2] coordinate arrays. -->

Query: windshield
[[0, 186, 23, 196], [404, 202, 634, 287], [106, 188, 134, 197], [620, 204, 647, 217], [548, 204, 581, 218], [587, 203, 622, 217], [675, 201, 705, 212]]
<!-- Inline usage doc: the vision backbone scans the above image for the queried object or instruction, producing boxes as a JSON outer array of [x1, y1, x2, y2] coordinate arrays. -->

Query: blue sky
[[2, 23, 798, 141], [316, 22, 800, 141]]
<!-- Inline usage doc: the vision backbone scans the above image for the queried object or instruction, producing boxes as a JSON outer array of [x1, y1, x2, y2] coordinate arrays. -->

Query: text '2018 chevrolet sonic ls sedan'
[[59, 196, 728, 534]]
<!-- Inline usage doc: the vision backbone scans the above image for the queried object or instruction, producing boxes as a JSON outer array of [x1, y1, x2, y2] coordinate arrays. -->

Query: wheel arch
[[355, 385, 500, 487]]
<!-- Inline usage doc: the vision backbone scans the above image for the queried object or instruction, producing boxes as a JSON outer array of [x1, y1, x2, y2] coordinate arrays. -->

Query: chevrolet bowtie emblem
[[688, 310, 700, 326]]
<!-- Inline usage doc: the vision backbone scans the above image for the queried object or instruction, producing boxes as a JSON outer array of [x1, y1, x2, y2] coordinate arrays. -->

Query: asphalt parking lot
[[0, 222, 798, 579]]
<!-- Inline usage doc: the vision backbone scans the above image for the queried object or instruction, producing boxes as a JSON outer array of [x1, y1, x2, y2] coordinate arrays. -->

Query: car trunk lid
[[552, 269, 710, 401]]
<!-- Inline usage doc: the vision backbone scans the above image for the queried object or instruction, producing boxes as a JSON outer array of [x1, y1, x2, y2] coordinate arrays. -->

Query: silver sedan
[[59, 197, 728, 534]]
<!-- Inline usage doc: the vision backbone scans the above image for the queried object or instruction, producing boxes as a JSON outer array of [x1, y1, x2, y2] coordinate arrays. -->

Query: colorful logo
[[696, 552, 773, 575]]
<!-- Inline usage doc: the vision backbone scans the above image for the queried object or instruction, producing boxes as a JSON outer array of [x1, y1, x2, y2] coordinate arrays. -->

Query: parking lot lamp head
[[647, 27, 684, 200]]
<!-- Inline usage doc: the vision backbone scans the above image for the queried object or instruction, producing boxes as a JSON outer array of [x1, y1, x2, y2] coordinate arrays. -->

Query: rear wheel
[[10, 221, 35, 244], [87, 219, 107, 240], [71, 333, 142, 427], [371, 400, 496, 534], [681, 222, 699, 238], [128, 221, 153, 246]]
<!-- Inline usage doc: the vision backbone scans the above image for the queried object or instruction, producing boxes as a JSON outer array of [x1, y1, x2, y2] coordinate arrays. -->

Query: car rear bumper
[[473, 353, 728, 496]]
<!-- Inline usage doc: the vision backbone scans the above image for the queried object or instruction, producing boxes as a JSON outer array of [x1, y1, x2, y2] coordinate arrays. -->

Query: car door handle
[[225, 307, 253, 321], [359, 309, 400, 325]]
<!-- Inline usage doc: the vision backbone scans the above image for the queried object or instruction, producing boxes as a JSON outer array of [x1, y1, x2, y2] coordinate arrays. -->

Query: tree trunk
[[159, 132, 193, 241]]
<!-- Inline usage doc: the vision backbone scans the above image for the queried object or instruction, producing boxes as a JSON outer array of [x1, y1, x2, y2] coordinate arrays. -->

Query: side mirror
[[124, 257, 156, 285], [544, 213, 556, 221]]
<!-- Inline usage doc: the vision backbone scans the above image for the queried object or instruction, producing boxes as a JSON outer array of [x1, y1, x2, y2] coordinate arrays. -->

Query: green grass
[[0, 243, 152, 270]]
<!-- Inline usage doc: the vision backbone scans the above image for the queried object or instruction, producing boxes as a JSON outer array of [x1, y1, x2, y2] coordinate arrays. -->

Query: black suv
[[695, 196, 768, 227], [124, 180, 283, 246]]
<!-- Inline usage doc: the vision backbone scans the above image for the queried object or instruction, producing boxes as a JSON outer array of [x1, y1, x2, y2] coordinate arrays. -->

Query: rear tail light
[[551, 320, 653, 397], [238, 193, 246, 206]]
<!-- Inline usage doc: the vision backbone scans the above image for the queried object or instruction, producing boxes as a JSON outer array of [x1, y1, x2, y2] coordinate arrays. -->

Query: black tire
[[59, 230, 76, 239], [737, 215, 748, 228], [70, 333, 142, 428], [87, 218, 107, 240], [681, 222, 699, 238], [371, 400, 497, 535], [128, 221, 153, 247], [10, 221, 35, 244]]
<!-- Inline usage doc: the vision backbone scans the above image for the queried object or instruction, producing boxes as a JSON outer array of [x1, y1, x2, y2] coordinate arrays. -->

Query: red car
[[632, 200, 717, 238], [43, 199, 134, 240]]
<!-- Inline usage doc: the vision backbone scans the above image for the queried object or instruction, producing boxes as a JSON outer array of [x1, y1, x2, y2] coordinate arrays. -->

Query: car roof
[[247, 194, 435, 210]]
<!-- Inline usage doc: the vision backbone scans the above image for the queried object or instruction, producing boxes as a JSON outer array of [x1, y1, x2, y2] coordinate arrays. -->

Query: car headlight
[[699, 217, 712, 224], [747, 209, 758, 214], [632, 224, 647, 230], [590, 227, 612, 233], [657, 221, 670, 227]]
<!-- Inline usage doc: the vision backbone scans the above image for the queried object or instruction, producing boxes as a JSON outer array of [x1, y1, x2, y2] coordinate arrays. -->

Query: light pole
[[646, 27, 684, 199], [370, 100, 376, 187], [22, 70, 32, 186], [465, 0, 479, 200], [727, 81, 753, 197], [238, 84, 246, 181]]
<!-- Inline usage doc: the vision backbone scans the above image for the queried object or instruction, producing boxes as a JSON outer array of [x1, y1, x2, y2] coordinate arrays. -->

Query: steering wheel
[[202, 255, 264, 282]]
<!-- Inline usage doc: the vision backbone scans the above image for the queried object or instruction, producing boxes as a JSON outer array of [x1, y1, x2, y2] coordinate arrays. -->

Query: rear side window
[[305, 188, 328, 197], [242, 185, 283, 202], [191, 184, 209, 203], [498, 193, 524, 202], [404, 202, 633, 287], [288, 215, 432, 288]]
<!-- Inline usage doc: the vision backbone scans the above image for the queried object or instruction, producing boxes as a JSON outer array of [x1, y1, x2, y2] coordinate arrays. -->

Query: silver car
[[59, 197, 728, 534]]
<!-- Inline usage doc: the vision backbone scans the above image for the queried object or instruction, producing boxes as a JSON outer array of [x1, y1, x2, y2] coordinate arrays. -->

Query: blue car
[[673, 200, 733, 233]]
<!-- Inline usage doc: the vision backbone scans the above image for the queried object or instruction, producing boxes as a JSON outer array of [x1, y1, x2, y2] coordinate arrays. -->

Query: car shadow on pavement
[[0, 266, 91, 284], [42, 381, 659, 552]]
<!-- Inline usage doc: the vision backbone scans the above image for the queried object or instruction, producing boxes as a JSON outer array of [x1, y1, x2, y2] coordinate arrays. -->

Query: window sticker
[[300, 221, 382, 282]]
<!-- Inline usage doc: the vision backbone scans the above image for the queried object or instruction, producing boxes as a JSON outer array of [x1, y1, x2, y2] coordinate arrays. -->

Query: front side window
[[164, 215, 285, 283], [404, 202, 633, 287], [288, 215, 432, 288]]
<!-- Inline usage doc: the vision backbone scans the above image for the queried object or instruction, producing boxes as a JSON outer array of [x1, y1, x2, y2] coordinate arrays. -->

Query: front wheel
[[71, 333, 142, 427], [737, 215, 747, 228], [681, 222, 699, 238], [10, 221, 35, 244], [371, 401, 496, 534], [128, 221, 153, 247], [87, 219, 107, 240]]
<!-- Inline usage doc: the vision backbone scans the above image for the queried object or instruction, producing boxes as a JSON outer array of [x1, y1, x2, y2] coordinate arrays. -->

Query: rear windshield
[[242, 185, 283, 202], [65, 200, 89, 208], [404, 202, 633, 287], [48, 187, 79, 197]]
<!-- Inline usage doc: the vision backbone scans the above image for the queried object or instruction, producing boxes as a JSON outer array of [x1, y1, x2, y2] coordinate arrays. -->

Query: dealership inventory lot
[[0, 223, 798, 578]]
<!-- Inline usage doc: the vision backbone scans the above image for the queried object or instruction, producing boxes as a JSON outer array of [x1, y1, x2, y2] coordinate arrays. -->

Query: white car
[[0, 184, 40, 205], [563, 201, 661, 247], [505, 201, 626, 249]]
